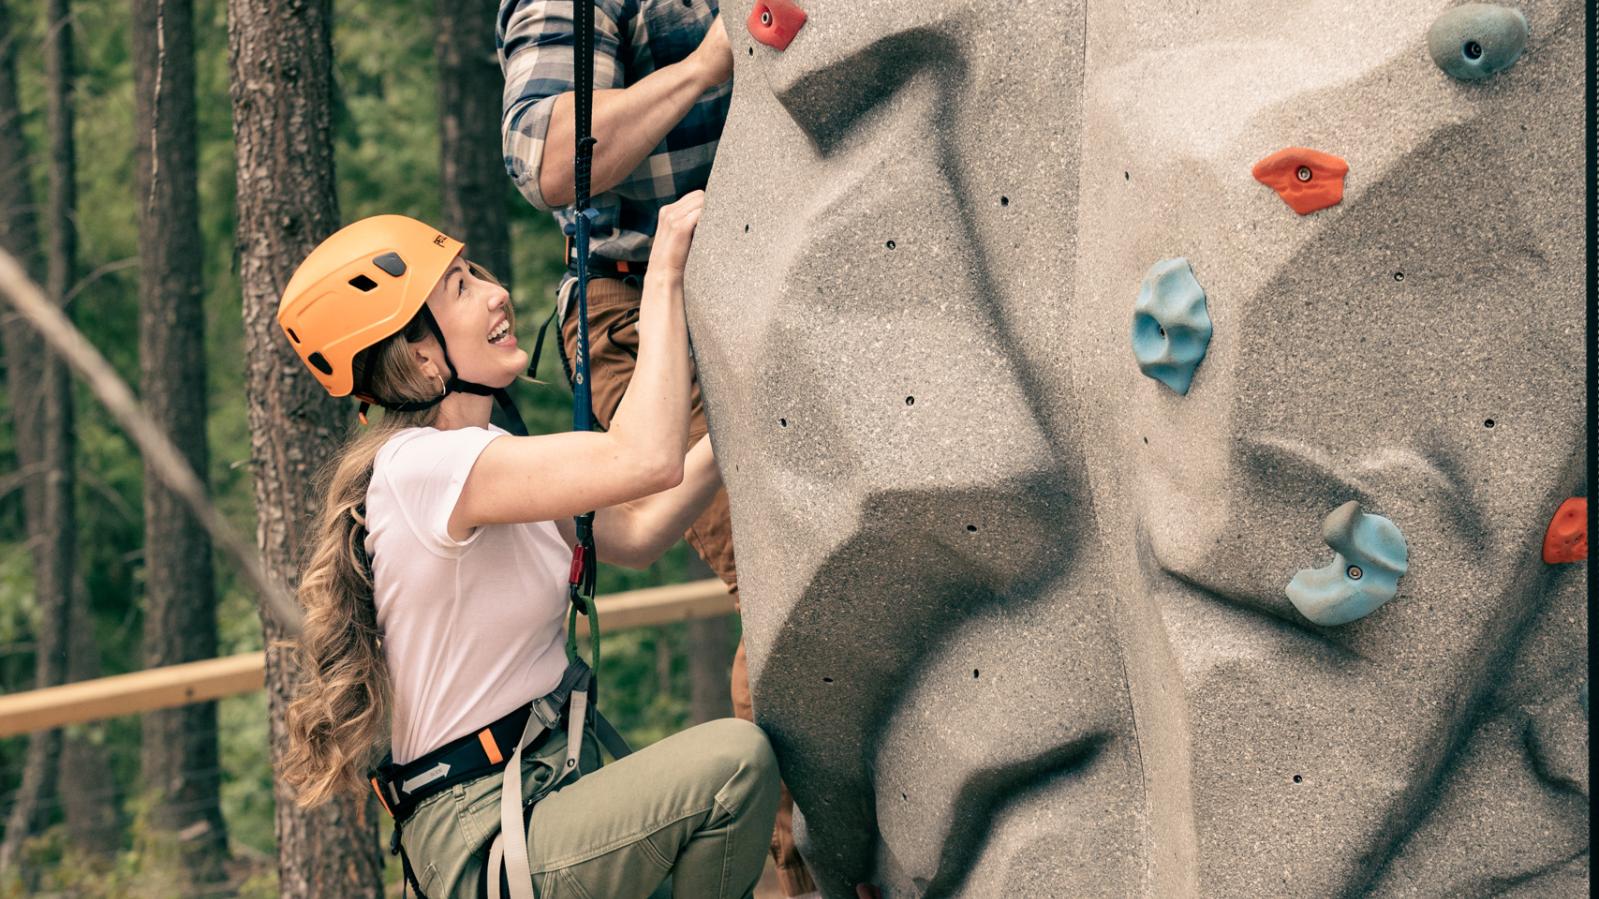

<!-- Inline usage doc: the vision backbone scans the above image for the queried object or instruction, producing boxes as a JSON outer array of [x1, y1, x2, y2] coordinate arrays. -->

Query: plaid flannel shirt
[[498, 0, 731, 265]]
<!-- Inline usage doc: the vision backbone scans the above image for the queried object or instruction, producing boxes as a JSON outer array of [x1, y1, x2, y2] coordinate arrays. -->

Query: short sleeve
[[375, 427, 506, 553], [498, 0, 625, 211]]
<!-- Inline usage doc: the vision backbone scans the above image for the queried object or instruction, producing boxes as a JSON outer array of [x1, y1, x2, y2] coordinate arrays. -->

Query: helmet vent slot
[[372, 252, 407, 276], [307, 352, 334, 375], [349, 273, 379, 292], [285, 328, 300, 343]]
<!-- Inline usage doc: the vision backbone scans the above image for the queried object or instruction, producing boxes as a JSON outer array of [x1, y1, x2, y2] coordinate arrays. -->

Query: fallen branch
[[0, 244, 302, 632]]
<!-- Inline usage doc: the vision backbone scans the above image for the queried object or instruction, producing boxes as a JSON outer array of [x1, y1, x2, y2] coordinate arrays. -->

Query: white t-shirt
[[366, 425, 573, 764]]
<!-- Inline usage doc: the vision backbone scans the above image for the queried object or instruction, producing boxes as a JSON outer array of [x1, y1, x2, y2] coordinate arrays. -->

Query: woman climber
[[273, 190, 780, 899]]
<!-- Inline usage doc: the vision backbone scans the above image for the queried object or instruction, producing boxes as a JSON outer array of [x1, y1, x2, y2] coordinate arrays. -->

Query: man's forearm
[[538, 58, 716, 207]]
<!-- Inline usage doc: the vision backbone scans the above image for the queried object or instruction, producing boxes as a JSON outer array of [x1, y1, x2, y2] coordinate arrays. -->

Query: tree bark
[[682, 556, 732, 724], [133, 0, 227, 883], [435, 0, 510, 282], [0, 0, 58, 876], [38, 0, 119, 857], [688, 616, 733, 724], [225, 0, 383, 894]]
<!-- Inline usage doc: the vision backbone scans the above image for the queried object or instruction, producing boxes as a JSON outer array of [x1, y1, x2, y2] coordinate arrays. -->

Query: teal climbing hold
[[1427, 4, 1528, 82], [1287, 501, 1410, 626], [1131, 258, 1211, 395]]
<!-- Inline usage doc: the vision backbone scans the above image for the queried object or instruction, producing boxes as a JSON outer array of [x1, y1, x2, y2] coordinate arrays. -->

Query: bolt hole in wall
[[1293, 774, 1303, 784], [1124, 171, 1130, 180], [822, 676, 833, 684], [972, 669, 980, 679], [779, 418, 788, 428], [886, 239, 897, 249], [1000, 195, 1009, 206], [1484, 419, 1496, 429], [966, 524, 978, 533], [744, 223, 750, 232], [1393, 271, 1405, 282], [905, 396, 915, 406]]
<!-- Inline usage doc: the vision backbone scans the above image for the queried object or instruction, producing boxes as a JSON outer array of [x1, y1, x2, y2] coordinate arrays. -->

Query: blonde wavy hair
[[280, 312, 445, 807]]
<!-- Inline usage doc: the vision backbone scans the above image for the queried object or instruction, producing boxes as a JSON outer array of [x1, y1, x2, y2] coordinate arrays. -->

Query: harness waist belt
[[371, 659, 591, 823], [564, 235, 646, 277]]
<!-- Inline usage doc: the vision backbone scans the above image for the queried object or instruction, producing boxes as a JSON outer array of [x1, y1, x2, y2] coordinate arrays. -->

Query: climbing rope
[[563, 0, 602, 679]]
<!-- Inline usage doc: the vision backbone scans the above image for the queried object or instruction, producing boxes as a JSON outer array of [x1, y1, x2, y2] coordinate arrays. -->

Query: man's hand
[[689, 16, 733, 89], [648, 191, 706, 278]]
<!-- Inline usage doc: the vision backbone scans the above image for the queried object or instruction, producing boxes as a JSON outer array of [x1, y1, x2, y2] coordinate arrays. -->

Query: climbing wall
[[684, 1, 1588, 896]]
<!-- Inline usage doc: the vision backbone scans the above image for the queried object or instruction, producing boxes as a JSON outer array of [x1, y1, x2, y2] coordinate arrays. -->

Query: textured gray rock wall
[[684, 1, 1588, 896]]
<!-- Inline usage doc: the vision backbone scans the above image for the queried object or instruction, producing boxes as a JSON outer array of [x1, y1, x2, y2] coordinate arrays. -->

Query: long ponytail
[[280, 320, 443, 807]]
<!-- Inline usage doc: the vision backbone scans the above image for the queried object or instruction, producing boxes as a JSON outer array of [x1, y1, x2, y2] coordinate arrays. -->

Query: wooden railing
[[0, 578, 733, 738]]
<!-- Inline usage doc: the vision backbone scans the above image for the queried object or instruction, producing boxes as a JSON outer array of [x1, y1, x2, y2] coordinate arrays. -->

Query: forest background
[[0, 0, 737, 893]]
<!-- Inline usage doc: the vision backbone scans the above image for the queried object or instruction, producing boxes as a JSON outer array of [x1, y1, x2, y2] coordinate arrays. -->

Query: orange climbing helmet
[[277, 215, 463, 400]]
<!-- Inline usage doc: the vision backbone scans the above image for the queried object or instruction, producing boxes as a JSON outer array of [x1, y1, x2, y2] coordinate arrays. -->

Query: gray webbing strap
[[497, 706, 545, 899], [486, 834, 506, 899], [564, 685, 589, 777]]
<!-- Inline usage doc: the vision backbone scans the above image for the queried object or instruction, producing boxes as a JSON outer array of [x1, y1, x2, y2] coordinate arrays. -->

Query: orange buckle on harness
[[371, 775, 394, 817], [478, 728, 505, 766]]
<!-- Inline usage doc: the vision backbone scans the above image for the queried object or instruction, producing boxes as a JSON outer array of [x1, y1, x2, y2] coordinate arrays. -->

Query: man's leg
[[560, 276, 819, 896]]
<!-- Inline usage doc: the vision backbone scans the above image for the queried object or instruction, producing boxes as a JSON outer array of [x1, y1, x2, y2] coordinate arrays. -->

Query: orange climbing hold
[[1542, 497, 1587, 564], [749, 0, 806, 51], [1252, 147, 1350, 215]]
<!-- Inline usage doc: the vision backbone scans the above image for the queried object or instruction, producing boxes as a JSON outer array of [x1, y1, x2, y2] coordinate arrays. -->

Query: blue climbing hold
[[1131, 258, 1211, 395], [1427, 4, 1528, 82], [1287, 501, 1410, 626]]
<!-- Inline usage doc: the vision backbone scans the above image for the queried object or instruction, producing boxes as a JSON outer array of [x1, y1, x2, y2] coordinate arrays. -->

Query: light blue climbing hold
[[1131, 258, 1211, 395], [1287, 501, 1410, 626], [1427, 4, 1528, 82]]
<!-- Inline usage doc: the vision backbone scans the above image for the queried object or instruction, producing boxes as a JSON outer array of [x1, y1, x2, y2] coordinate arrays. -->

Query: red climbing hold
[[1252, 147, 1350, 215], [1542, 497, 1587, 564], [748, 0, 806, 51]]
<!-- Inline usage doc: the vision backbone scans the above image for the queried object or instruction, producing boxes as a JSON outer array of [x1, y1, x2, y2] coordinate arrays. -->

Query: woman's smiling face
[[422, 256, 525, 389]]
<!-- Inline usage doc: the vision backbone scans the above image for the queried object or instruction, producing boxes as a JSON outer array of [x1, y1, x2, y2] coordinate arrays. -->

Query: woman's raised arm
[[449, 193, 704, 537]]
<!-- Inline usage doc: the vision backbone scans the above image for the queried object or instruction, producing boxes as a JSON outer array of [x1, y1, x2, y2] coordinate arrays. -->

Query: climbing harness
[[367, 657, 632, 898]]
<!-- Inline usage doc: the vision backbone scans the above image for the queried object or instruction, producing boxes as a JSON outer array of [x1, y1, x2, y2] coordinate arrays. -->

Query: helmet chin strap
[[361, 305, 530, 436]]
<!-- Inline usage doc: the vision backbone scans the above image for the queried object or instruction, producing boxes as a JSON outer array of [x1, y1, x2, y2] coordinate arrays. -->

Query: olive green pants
[[399, 717, 781, 899]]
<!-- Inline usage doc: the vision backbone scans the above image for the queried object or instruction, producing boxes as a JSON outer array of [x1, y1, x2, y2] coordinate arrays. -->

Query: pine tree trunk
[[688, 617, 732, 724], [226, 0, 383, 893], [435, 0, 511, 282], [683, 554, 732, 723], [39, 0, 118, 857], [132, 0, 227, 883], [0, 0, 59, 876]]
